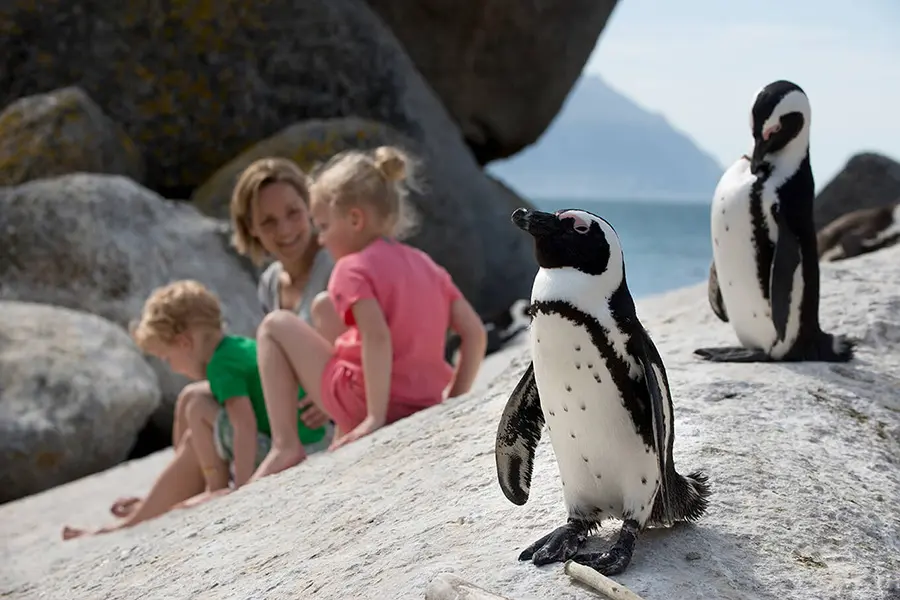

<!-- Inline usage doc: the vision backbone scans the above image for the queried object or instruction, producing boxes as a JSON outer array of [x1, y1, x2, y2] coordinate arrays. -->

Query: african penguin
[[495, 207, 711, 576], [817, 201, 900, 262], [695, 79, 856, 363]]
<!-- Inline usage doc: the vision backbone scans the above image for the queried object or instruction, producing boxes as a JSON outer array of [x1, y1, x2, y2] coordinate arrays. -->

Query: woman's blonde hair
[[309, 145, 420, 240], [130, 280, 223, 352], [230, 157, 313, 265]]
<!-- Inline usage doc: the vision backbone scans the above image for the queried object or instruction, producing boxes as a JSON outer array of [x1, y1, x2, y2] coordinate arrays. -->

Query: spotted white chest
[[530, 312, 659, 524], [711, 159, 803, 356]]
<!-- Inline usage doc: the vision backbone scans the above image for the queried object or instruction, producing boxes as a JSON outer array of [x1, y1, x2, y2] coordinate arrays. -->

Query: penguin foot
[[693, 346, 772, 363], [805, 333, 856, 362], [518, 519, 589, 566], [571, 519, 639, 576]]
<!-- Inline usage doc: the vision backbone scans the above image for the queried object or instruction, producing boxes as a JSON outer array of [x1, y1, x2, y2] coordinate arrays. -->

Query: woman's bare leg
[[109, 381, 213, 519], [311, 291, 347, 344], [64, 432, 206, 540], [250, 310, 334, 482]]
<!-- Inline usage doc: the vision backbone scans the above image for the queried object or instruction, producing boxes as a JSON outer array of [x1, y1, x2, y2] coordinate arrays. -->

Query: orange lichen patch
[[190, 117, 418, 219], [0, 87, 146, 186]]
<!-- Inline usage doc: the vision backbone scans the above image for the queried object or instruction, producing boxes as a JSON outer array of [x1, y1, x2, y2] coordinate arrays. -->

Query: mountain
[[487, 73, 725, 201]]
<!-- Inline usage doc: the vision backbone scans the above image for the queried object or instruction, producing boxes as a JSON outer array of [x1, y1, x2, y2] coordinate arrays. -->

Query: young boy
[[131, 280, 329, 492], [61, 280, 328, 540]]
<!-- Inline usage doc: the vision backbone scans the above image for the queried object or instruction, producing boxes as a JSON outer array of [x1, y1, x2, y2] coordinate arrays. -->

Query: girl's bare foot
[[248, 447, 306, 483], [110, 496, 141, 518]]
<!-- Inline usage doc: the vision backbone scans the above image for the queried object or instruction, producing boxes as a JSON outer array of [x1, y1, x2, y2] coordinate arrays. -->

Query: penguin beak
[[511, 208, 558, 237], [750, 137, 772, 175]]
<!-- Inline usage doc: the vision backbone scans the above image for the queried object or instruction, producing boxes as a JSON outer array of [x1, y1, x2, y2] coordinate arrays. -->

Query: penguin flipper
[[635, 330, 676, 526], [495, 362, 544, 506], [707, 261, 729, 323], [770, 205, 802, 342]]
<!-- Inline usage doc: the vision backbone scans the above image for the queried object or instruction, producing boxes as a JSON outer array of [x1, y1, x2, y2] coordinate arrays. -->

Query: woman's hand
[[298, 397, 330, 429], [328, 414, 385, 451]]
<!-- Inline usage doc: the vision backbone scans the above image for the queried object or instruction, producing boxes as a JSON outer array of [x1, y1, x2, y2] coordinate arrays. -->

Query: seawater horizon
[[529, 196, 713, 299]]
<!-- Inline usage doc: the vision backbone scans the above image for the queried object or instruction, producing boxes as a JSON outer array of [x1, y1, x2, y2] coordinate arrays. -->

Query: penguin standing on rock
[[695, 79, 856, 363], [496, 207, 711, 576]]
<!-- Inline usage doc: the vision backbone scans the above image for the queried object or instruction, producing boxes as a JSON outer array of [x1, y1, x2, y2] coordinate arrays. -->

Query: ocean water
[[532, 198, 713, 299]]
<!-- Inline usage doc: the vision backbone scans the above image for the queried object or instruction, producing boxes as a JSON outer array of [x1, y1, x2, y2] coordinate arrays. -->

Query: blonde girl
[[249, 146, 487, 481]]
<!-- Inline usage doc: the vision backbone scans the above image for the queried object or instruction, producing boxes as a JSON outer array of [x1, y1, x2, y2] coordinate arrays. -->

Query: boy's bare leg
[[63, 433, 206, 540], [251, 310, 333, 482], [185, 395, 230, 491], [108, 381, 213, 519]]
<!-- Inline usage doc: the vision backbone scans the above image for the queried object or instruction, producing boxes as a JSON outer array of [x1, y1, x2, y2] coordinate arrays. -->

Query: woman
[[96, 157, 335, 530]]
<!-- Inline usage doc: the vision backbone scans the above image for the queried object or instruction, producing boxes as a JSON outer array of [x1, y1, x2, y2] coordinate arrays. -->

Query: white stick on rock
[[425, 572, 517, 600], [564, 560, 648, 600]]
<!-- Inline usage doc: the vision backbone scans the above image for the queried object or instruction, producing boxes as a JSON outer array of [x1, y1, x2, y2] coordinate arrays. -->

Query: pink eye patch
[[557, 210, 591, 233]]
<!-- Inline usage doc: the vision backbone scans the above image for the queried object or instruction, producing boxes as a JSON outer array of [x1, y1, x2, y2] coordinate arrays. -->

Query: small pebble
[[685, 551, 702, 561]]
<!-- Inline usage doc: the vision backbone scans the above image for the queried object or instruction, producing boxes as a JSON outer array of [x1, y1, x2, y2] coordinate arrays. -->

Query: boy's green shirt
[[205, 335, 326, 445]]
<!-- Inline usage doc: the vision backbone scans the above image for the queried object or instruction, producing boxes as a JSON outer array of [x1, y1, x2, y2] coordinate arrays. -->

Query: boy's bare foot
[[248, 447, 306, 483], [62, 525, 89, 540], [110, 496, 141, 518], [62, 523, 120, 541]]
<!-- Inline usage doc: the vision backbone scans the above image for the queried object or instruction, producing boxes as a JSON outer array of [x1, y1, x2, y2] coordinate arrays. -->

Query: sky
[[583, 0, 900, 188]]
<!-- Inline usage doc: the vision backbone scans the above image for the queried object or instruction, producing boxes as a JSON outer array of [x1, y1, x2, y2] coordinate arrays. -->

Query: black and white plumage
[[496, 207, 710, 576], [696, 79, 856, 363]]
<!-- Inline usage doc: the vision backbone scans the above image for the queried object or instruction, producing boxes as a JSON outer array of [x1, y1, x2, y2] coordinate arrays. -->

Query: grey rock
[[364, 0, 620, 164], [0, 301, 160, 504], [814, 152, 900, 230], [0, 0, 536, 315], [0, 86, 145, 187], [0, 174, 263, 437], [1, 246, 897, 600]]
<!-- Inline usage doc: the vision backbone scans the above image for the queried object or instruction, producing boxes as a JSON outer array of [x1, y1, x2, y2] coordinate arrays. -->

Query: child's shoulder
[[209, 335, 257, 367]]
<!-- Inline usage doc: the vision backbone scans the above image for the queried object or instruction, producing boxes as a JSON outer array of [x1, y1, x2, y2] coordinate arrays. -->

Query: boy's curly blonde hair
[[309, 145, 421, 240], [230, 157, 313, 265], [131, 280, 223, 352]]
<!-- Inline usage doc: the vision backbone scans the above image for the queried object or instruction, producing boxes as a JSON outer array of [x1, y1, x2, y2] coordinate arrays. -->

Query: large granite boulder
[[0, 174, 263, 443], [814, 152, 900, 230], [192, 117, 534, 308], [0, 0, 537, 314], [364, 0, 621, 163], [0, 86, 145, 187], [0, 301, 160, 504]]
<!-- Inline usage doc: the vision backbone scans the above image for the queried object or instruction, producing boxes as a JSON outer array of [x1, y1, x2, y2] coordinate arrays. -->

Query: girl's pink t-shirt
[[328, 237, 463, 408]]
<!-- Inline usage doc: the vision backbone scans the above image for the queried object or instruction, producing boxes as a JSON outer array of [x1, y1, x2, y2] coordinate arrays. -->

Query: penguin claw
[[519, 521, 588, 566], [571, 545, 634, 576], [693, 346, 772, 363], [571, 518, 640, 576]]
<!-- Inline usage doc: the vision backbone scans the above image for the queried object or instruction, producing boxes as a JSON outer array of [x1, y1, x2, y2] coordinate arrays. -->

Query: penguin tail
[[816, 333, 856, 362], [671, 469, 711, 523]]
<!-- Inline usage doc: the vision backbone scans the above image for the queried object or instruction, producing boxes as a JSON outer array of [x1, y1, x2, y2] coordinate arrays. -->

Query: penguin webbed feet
[[693, 346, 773, 363], [518, 519, 589, 566], [570, 519, 640, 577]]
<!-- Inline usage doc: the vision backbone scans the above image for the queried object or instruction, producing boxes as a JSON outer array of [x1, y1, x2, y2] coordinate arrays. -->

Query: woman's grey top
[[257, 249, 335, 324]]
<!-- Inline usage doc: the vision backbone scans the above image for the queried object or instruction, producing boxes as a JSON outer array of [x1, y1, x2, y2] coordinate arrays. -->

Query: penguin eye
[[573, 224, 590, 234]]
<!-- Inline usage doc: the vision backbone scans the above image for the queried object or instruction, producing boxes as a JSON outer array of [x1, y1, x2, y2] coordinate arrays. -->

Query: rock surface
[[192, 116, 533, 308], [0, 173, 263, 438], [0, 301, 160, 504], [814, 152, 900, 231], [0, 86, 145, 187], [364, 0, 620, 163], [1, 246, 898, 599]]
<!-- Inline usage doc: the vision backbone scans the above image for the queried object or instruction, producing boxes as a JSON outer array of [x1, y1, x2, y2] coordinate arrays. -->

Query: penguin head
[[748, 80, 811, 175], [511, 207, 623, 277]]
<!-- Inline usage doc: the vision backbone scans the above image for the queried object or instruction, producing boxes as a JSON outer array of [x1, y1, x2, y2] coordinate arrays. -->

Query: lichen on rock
[[0, 86, 145, 187]]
